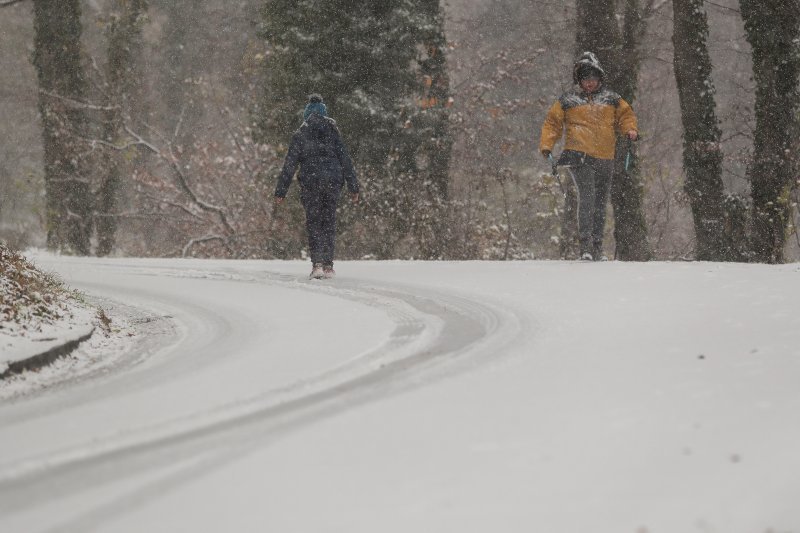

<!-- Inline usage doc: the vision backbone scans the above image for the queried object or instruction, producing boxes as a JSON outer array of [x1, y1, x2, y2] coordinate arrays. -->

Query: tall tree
[[258, 0, 451, 259], [159, 0, 205, 145], [740, 0, 800, 263], [575, 0, 651, 261], [672, 0, 730, 260], [406, 0, 453, 258], [417, 0, 451, 202], [32, 0, 91, 254], [96, 0, 148, 256]]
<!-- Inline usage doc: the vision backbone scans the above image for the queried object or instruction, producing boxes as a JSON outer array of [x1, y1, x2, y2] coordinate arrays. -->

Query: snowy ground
[[0, 244, 98, 376], [0, 302, 96, 377], [1, 255, 799, 533]]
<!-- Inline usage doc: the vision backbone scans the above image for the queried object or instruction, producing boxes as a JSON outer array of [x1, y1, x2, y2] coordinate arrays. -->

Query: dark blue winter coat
[[274, 113, 360, 198]]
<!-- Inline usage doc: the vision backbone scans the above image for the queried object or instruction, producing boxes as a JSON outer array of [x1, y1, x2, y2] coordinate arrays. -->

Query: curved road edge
[[0, 326, 95, 380], [0, 264, 527, 516]]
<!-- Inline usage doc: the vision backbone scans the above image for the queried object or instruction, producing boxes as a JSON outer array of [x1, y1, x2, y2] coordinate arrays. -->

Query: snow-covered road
[[1, 257, 799, 533]]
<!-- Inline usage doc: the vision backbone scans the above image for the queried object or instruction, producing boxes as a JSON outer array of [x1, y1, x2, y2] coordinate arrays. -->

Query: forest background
[[1, 0, 798, 262]]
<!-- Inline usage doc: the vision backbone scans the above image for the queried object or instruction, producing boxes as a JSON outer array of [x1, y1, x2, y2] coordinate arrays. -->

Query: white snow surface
[[1, 255, 799, 533], [0, 250, 96, 375], [0, 304, 95, 375]]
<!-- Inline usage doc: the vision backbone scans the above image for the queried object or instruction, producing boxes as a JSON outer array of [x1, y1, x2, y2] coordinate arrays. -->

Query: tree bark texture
[[672, 0, 730, 260], [414, 0, 453, 258], [576, 0, 623, 88], [161, 0, 204, 145], [96, 0, 148, 256], [417, 0, 452, 203], [575, 0, 651, 261], [33, 0, 91, 254], [740, 0, 800, 263]]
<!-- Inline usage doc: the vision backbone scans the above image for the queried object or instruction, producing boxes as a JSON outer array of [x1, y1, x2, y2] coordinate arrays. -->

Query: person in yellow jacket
[[539, 52, 638, 260]]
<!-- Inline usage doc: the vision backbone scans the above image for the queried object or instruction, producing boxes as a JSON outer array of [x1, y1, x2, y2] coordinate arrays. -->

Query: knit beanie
[[572, 52, 606, 85], [303, 94, 327, 120]]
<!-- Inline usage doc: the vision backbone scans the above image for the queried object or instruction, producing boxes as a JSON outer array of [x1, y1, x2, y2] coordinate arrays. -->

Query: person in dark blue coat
[[274, 94, 360, 279]]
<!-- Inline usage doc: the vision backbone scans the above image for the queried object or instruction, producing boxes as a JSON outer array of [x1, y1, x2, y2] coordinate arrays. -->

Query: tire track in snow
[[0, 265, 524, 522]]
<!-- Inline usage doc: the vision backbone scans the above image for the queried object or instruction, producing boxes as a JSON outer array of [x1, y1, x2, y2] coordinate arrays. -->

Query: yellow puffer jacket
[[539, 87, 638, 160]]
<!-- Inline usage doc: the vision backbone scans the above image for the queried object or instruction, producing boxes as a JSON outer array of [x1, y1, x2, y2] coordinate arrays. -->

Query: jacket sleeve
[[539, 101, 565, 154], [615, 98, 638, 135], [334, 129, 359, 194], [274, 133, 302, 198]]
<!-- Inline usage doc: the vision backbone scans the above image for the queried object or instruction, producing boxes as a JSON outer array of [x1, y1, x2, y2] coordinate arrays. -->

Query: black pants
[[301, 183, 342, 265], [558, 151, 614, 256]]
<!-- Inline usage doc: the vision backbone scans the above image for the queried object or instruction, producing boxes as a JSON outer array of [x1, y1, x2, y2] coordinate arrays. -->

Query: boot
[[309, 263, 324, 279]]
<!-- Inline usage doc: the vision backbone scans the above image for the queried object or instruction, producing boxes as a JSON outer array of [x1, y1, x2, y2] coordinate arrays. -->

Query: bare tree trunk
[[576, 1, 622, 86], [611, 0, 652, 261], [575, 0, 651, 260], [418, 0, 452, 203], [96, 0, 148, 256], [740, 0, 800, 263], [672, 0, 730, 260], [415, 0, 453, 259], [161, 0, 204, 146], [32, 0, 91, 254]]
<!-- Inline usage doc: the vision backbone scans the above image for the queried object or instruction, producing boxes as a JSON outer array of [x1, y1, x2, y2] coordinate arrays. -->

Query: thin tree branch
[[181, 235, 226, 258], [81, 136, 148, 152], [706, 1, 741, 14], [173, 104, 187, 142], [497, 172, 514, 260], [39, 89, 120, 111], [215, 104, 257, 176], [93, 210, 171, 220], [0, 0, 28, 7], [124, 125, 237, 236], [124, 125, 161, 153], [87, 54, 110, 99], [160, 200, 204, 220], [720, 131, 754, 143]]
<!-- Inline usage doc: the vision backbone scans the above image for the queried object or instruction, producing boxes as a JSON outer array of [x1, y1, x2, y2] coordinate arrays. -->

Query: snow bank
[[0, 244, 97, 375]]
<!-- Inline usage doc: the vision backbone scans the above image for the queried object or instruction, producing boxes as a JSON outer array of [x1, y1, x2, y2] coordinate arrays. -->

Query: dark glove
[[541, 149, 551, 159]]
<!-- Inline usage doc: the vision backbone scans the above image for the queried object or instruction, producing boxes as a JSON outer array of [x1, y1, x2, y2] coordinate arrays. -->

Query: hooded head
[[572, 52, 605, 85], [303, 94, 327, 120]]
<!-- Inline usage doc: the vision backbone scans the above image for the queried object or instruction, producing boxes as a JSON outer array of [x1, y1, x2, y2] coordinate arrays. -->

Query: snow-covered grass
[[1, 242, 68, 331], [0, 243, 99, 375]]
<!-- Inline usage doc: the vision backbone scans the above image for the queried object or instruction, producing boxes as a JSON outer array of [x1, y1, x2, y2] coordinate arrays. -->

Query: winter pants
[[301, 183, 342, 265], [561, 152, 614, 256]]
